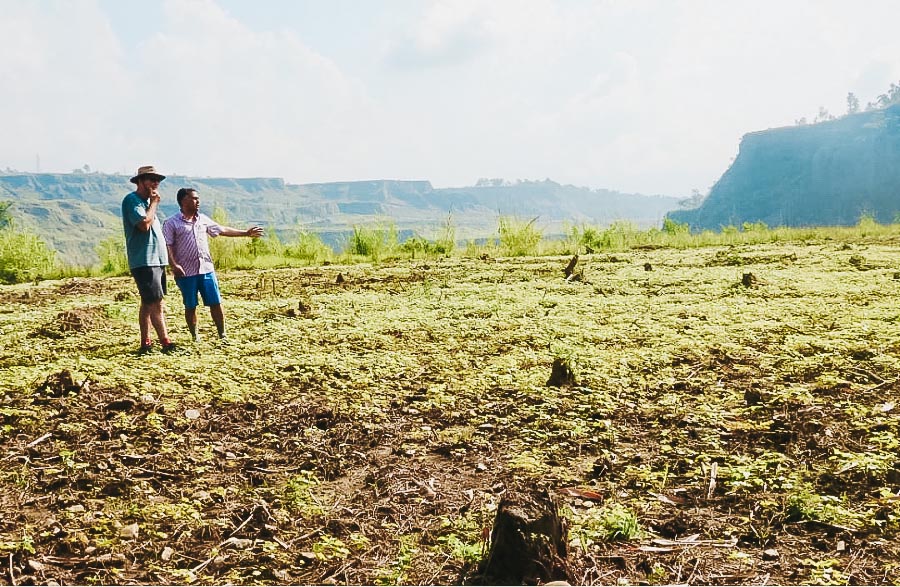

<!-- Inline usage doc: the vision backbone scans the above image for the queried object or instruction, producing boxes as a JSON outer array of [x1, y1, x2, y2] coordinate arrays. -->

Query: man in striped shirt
[[162, 188, 263, 342]]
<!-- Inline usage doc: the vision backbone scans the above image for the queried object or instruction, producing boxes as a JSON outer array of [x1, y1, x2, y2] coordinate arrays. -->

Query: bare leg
[[184, 307, 198, 340], [138, 303, 152, 343], [210, 304, 226, 338], [146, 299, 170, 343]]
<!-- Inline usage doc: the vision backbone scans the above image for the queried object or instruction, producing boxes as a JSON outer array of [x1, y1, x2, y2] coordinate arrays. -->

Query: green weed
[[498, 216, 542, 256]]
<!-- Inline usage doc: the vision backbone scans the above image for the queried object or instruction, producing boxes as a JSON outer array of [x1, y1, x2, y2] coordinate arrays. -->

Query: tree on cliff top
[[867, 81, 900, 110]]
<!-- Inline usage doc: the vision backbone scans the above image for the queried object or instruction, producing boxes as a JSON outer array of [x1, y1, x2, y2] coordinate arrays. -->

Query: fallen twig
[[228, 504, 261, 538], [707, 462, 718, 500], [26, 432, 53, 449]]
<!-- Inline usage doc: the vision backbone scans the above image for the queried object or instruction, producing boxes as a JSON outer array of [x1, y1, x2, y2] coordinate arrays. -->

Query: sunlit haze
[[2, 0, 899, 196]]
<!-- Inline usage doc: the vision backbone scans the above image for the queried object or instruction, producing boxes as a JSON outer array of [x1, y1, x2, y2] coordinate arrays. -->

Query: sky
[[1, 0, 899, 197]]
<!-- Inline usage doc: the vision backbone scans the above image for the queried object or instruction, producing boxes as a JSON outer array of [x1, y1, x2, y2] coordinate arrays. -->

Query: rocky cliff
[[670, 105, 900, 230]]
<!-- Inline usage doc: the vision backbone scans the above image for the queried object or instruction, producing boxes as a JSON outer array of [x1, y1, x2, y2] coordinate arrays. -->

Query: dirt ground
[[3, 246, 900, 585]]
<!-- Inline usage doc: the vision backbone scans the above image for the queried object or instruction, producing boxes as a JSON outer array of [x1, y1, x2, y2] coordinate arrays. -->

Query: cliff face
[[670, 105, 900, 229]]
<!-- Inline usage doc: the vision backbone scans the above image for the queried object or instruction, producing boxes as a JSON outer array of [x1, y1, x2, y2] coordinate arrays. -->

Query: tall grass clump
[[498, 216, 542, 256], [569, 220, 646, 252], [436, 211, 456, 255], [399, 214, 456, 259], [285, 231, 333, 264], [95, 235, 129, 276], [345, 223, 399, 262], [0, 228, 57, 284]]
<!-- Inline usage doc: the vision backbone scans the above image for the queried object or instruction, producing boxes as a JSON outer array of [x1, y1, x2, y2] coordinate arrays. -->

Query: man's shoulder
[[198, 213, 222, 228], [122, 191, 139, 204]]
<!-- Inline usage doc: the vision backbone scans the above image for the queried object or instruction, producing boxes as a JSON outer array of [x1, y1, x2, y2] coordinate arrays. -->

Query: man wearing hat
[[122, 165, 176, 353]]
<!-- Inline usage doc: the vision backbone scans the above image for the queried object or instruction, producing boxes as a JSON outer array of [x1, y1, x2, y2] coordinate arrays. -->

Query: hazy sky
[[2, 0, 899, 196]]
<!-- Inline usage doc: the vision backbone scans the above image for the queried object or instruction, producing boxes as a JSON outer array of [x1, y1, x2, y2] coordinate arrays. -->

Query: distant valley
[[5, 104, 900, 266], [0, 174, 681, 264]]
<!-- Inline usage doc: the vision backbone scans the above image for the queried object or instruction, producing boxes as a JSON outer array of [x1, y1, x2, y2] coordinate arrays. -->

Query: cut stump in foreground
[[547, 358, 577, 387], [473, 488, 571, 585]]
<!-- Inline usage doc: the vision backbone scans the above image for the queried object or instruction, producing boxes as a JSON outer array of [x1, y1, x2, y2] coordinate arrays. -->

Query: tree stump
[[475, 488, 571, 585], [563, 255, 578, 278], [546, 358, 576, 387]]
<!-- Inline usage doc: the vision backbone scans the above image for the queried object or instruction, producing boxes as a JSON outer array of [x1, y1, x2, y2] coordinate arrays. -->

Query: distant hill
[[0, 174, 681, 264], [670, 104, 900, 230]]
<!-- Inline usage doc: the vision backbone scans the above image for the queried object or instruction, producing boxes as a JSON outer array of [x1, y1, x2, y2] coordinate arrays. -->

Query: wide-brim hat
[[130, 165, 166, 184]]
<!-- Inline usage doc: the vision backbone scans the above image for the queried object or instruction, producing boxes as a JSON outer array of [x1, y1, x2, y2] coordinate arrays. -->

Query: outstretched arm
[[218, 225, 264, 238]]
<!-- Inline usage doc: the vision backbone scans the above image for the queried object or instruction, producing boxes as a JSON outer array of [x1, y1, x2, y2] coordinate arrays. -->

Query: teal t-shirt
[[121, 191, 168, 270]]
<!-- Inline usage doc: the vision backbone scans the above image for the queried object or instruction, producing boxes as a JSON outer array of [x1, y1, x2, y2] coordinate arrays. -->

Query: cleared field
[[2, 239, 900, 585]]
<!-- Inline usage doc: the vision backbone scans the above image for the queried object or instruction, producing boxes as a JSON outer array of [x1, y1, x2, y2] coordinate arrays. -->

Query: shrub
[[95, 235, 129, 276], [345, 223, 398, 261], [662, 217, 690, 236], [0, 229, 57, 283], [285, 231, 333, 264], [498, 216, 542, 256]]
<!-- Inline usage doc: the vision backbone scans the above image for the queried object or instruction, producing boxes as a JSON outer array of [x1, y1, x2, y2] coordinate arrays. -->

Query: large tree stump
[[475, 488, 571, 585], [546, 358, 577, 388]]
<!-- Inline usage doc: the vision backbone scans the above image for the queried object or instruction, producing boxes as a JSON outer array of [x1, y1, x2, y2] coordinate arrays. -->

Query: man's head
[[131, 165, 165, 197], [130, 165, 166, 185], [177, 188, 200, 215]]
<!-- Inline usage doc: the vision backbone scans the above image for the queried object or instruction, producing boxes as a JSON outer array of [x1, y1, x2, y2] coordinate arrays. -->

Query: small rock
[[161, 546, 175, 561], [67, 504, 85, 513], [47, 581, 60, 587], [96, 553, 126, 565], [184, 409, 201, 420], [475, 463, 487, 472], [298, 551, 317, 562], [762, 548, 779, 561], [191, 490, 211, 502], [837, 540, 846, 552], [273, 569, 290, 582], [119, 523, 140, 540], [27, 560, 45, 572], [223, 537, 253, 549]]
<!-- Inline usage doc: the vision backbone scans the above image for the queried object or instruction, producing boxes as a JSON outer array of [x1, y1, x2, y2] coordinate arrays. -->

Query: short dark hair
[[176, 187, 197, 205]]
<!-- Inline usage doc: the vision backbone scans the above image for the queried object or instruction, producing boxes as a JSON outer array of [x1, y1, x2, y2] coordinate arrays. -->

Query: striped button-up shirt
[[162, 213, 223, 277]]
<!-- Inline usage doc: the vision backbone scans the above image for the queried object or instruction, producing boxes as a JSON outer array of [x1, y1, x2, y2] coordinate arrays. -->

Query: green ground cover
[[2, 237, 900, 584]]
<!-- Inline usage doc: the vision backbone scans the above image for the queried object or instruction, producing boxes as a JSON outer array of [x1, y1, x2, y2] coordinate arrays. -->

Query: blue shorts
[[174, 272, 222, 309]]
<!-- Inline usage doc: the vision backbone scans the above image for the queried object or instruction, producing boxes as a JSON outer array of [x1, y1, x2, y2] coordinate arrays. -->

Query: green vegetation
[[0, 226, 57, 284], [4, 204, 900, 284], [0, 201, 12, 229], [498, 215, 542, 256], [5, 230, 900, 584]]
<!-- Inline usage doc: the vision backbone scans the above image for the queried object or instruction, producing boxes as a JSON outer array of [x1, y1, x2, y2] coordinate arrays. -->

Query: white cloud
[[2, 0, 900, 195]]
